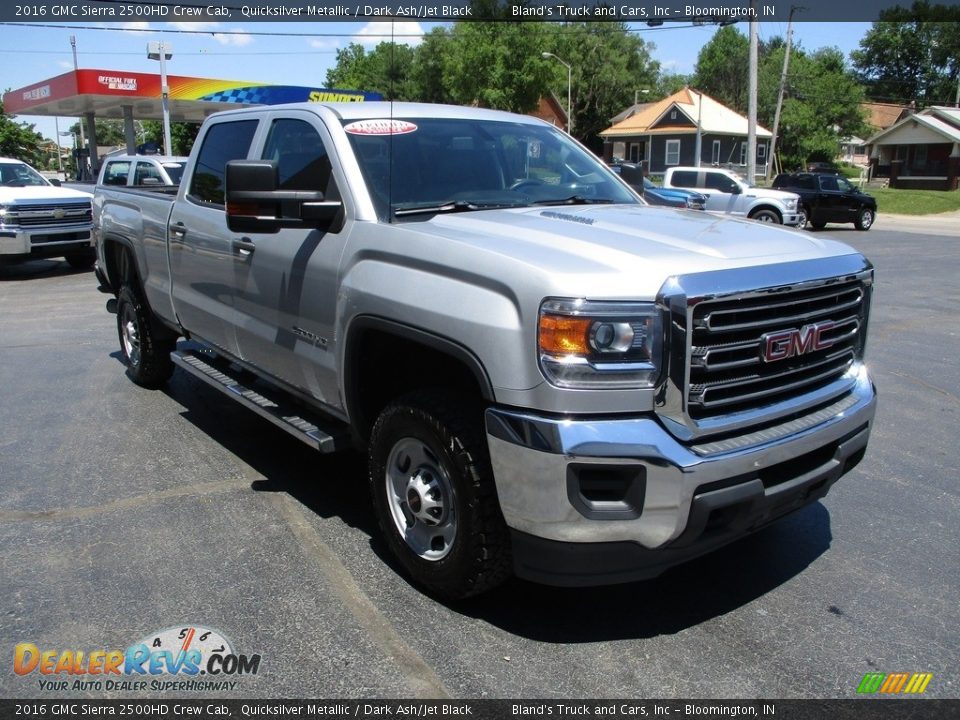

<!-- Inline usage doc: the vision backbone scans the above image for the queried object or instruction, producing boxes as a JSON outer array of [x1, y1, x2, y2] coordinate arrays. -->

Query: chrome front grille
[[688, 279, 867, 419], [655, 256, 874, 441], [2, 203, 92, 228]]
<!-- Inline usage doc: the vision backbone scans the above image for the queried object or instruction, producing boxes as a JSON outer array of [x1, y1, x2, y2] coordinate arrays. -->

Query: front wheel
[[750, 208, 782, 224], [855, 207, 875, 231], [368, 391, 512, 600], [116, 284, 175, 388], [796, 206, 809, 229]]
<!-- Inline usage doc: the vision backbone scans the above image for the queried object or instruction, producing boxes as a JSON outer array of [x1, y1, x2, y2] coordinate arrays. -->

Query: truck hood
[[744, 186, 798, 201], [0, 186, 93, 203], [403, 203, 860, 298]]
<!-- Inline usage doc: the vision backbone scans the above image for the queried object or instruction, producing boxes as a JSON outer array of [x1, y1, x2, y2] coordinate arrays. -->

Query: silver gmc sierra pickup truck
[[94, 102, 877, 599]]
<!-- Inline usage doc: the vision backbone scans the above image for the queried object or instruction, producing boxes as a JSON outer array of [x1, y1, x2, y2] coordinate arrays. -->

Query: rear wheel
[[855, 207, 874, 231], [117, 284, 175, 388], [811, 220, 827, 230], [368, 390, 512, 600]]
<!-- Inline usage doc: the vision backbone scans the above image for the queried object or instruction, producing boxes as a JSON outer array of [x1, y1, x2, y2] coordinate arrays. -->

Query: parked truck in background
[[0, 157, 95, 268], [663, 166, 804, 226], [772, 172, 877, 231], [98, 154, 189, 188], [94, 103, 877, 599]]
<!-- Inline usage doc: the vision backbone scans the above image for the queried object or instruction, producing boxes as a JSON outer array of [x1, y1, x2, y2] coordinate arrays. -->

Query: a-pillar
[[122, 105, 137, 155]]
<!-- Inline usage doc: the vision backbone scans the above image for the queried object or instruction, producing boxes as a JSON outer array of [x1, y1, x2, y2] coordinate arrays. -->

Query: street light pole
[[148, 41, 174, 156], [542, 52, 573, 136]]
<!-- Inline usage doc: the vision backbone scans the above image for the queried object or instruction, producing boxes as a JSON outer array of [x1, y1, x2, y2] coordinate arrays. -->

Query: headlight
[[785, 198, 798, 210], [538, 299, 663, 389]]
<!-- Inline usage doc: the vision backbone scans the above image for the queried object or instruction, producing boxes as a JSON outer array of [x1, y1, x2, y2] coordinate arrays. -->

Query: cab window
[[189, 119, 258, 206], [261, 118, 338, 199]]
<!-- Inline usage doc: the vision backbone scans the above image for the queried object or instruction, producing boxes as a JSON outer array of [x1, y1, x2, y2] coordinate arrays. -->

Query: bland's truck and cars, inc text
[[93, 102, 876, 600]]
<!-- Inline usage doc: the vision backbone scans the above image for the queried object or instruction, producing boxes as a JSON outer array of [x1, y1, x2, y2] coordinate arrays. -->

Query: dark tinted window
[[261, 118, 336, 196], [819, 175, 839, 192], [704, 172, 738, 192], [189, 120, 258, 205], [670, 170, 698, 188]]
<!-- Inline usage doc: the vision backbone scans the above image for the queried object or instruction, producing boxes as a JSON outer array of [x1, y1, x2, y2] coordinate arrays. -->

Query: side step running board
[[171, 349, 350, 454]]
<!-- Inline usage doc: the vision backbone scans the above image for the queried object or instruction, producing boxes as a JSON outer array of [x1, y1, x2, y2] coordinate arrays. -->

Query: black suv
[[772, 172, 877, 231]]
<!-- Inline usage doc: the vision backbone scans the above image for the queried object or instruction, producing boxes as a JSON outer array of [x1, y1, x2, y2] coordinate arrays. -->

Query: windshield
[[0, 162, 50, 187], [342, 117, 638, 219]]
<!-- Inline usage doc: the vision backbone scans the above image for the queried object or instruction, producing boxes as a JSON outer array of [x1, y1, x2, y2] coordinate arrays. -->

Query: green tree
[[409, 26, 454, 104], [325, 42, 417, 100], [442, 21, 552, 114], [852, 1, 960, 107], [547, 23, 661, 150], [692, 26, 751, 113], [141, 120, 201, 156], [0, 99, 45, 164], [774, 48, 870, 169], [69, 118, 126, 147]]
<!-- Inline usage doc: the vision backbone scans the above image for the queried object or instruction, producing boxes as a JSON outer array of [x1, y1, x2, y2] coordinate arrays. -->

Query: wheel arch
[[342, 316, 495, 443], [748, 204, 783, 222]]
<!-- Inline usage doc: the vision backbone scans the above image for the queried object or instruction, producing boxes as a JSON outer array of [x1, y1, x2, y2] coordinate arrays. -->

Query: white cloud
[[309, 38, 341, 51], [57, 60, 74, 70], [167, 21, 219, 32], [353, 21, 425, 48], [118, 21, 151, 32], [213, 30, 253, 47]]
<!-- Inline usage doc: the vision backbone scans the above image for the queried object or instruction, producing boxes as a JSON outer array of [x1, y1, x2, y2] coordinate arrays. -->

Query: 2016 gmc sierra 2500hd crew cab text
[[94, 103, 877, 600]]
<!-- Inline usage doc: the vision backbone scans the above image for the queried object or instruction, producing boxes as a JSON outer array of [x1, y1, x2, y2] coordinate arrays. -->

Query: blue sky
[[0, 20, 873, 144]]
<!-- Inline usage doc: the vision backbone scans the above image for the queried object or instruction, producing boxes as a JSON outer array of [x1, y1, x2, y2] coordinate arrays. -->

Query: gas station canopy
[[4, 68, 380, 122]]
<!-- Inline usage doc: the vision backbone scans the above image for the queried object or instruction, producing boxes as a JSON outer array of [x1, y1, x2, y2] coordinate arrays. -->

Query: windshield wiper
[[531, 195, 615, 206], [393, 200, 522, 218]]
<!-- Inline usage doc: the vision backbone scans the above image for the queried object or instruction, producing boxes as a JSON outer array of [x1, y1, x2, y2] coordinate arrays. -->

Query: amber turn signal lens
[[539, 315, 592, 355]]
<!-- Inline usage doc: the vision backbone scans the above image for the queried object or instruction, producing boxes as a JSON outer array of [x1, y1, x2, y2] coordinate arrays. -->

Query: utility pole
[[768, 5, 804, 179], [747, 0, 758, 183], [70, 35, 86, 149]]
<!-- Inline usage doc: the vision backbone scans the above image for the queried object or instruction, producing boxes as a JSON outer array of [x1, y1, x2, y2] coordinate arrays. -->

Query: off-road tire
[[368, 390, 512, 600], [116, 284, 175, 388]]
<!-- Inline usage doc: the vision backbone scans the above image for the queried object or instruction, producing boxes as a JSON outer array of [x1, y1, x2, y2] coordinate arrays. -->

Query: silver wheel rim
[[385, 437, 456, 561], [120, 304, 141, 368], [798, 209, 808, 227], [755, 212, 776, 223], [861, 210, 873, 229]]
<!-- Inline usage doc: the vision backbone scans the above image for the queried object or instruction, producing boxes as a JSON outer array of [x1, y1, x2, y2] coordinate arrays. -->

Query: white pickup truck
[[663, 166, 803, 226], [0, 157, 95, 268], [94, 102, 876, 599]]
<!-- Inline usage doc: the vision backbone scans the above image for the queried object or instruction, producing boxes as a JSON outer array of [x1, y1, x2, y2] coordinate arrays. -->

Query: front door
[[230, 113, 349, 407]]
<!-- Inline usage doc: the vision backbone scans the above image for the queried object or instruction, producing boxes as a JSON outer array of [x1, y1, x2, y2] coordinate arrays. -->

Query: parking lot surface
[[1, 223, 957, 700]]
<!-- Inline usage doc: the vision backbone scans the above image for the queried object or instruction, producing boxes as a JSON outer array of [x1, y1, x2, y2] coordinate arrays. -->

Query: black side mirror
[[225, 159, 343, 234], [48, 178, 61, 187]]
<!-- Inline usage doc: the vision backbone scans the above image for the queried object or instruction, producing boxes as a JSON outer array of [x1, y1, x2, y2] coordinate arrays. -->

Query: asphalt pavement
[[0, 222, 957, 701]]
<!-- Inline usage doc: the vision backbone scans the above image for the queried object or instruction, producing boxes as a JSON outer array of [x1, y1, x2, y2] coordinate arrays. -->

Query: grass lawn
[[871, 188, 960, 215]]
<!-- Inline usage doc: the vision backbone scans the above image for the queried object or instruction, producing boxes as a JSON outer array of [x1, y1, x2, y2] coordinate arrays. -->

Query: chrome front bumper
[[486, 367, 876, 585], [0, 228, 92, 256]]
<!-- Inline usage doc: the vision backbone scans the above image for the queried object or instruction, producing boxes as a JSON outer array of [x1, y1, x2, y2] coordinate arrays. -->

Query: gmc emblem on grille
[[761, 321, 836, 363]]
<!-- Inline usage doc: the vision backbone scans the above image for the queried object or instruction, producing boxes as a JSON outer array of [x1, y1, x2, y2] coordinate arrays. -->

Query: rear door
[[168, 117, 260, 357]]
